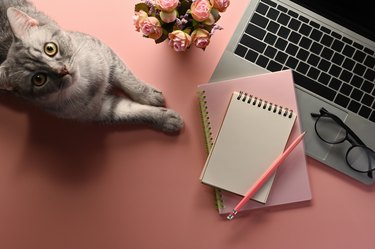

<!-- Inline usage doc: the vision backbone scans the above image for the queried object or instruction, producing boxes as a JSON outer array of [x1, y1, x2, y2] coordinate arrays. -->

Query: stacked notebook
[[198, 70, 312, 215]]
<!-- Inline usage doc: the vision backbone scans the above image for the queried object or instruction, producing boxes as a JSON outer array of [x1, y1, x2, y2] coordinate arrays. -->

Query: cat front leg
[[99, 96, 183, 133], [108, 54, 166, 107]]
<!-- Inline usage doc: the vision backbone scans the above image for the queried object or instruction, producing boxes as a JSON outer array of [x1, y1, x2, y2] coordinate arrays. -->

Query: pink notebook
[[198, 70, 312, 214]]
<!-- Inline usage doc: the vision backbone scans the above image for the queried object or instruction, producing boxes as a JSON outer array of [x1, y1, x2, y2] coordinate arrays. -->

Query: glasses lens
[[315, 116, 346, 143], [347, 146, 375, 173]]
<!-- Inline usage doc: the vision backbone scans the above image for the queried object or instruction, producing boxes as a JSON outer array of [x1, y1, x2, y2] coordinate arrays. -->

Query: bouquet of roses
[[133, 0, 230, 52]]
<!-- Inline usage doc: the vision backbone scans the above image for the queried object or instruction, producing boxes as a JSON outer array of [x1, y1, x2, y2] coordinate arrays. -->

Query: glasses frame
[[311, 107, 375, 179]]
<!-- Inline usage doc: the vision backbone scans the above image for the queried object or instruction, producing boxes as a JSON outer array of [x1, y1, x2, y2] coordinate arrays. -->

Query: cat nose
[[58, 65, 69, 77]]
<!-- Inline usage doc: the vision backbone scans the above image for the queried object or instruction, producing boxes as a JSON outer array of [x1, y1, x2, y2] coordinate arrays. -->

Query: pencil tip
[[227, 210, 237, 220]]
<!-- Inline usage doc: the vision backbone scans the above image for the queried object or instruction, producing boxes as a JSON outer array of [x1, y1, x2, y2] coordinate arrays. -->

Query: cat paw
[[137, 87, 165, 107], [159, 108, 184, 133]]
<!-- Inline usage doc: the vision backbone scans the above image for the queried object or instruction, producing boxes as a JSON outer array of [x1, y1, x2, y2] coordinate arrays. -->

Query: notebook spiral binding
[[198, 90, 214, 152], [237, 91, 294, 118]]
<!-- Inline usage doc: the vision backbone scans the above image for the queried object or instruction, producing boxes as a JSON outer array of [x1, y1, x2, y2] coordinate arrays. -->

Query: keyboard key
[[321, 47, 334, 60], [309, 20, 320, 29], [364, 47, 374, 56], [264, 33, 277, 46], [286, 43, 298, 56], [307, 53, 320, 67], [362, 94, 374, 107], [359, 105, 371, 119], [340, 83, 353, 95], [348, 100, 361, 113], [350, 88, 363, 101], [334, 94, 350, 108], [329, 64, 342, 78], [307, 67, 320, 80], [297, 61, 310, 74], [286, 56, 298, 69], [250, 13, 269, 28], [310, 29, 323, 42], [298, 15, 309, 24], [340, 70, 353, 83], [267, 60, 283, 71], [350, 75, 363, 88], [275, 37, 288, 50], [256, 54, 270, 68], [342, 58, 355, 71], [296, 48, 309, 61], [293, 72, 336, 101], [329, 78, 342, 90], [342, 37, 353, 45], [246, 23, 267, 40], [288, 9, 298, 18], [289, 31, 301, 44], [266, 21, 280, 33], [353, 50, 366, 63], [262, 0, 277, 8], [299, 37, 312, 49], [353, 42, 363, 50], [234, 44, 247, 57], [267, 7, 280, 21], [331, 40, 344, 53], [320, 26, 331, 34], [353, 64, 366, 77], [240, 34, 266, 53], [277, 13, 290, 26], [342, 45, 355, 57], [364, 55, 375, 68], [299, 23, 312, 36], [331, 31, 342, 40], [277, 5, 288, 13], [318, 72, 331, 85], [275, 51, 288, 64], [318, 59, 330, 71], [288, 18, 301, 31], [364, 69, 375, 81], [264, 46, 277, 58], [321, 34, 333, 47], [245, 49, 258, 62], [277, 26, 290, 39], [332, 52, 344, 66], [361, 80, 374, 92], [255, 2, 269, 15], [311, 42, 323, 55]]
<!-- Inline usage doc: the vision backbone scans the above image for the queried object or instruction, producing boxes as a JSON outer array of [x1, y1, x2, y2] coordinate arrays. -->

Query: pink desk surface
[[0, 1, 374, 249]]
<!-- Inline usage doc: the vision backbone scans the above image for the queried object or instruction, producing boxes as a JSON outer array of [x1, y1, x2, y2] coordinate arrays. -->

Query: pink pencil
[[227, 132, 306, 220]]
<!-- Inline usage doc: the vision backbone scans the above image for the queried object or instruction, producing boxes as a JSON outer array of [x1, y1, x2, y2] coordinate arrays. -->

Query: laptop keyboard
[[234, 0, 375, 122]]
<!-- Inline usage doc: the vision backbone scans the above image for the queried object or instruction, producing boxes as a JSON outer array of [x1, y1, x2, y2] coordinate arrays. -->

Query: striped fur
[[0, 0, 183, 133]]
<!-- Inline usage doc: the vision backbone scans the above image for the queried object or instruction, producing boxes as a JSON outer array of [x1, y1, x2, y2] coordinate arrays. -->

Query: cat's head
[[0, 7, 75, 100]]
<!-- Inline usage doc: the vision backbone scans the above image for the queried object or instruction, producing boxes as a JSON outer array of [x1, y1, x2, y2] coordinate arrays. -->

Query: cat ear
[[7, 7, 39, 39]]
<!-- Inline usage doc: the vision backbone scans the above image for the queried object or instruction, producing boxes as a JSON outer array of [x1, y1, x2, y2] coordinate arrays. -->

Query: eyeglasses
[[311, 107, 375, 179]]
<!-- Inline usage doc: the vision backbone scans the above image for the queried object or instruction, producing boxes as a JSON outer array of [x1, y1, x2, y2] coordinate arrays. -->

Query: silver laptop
[[210, 0, 375, 185]]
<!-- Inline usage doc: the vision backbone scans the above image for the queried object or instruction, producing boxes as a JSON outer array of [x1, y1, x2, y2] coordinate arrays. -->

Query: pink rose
[[156, 0, 179, 12], [190, 0, 212, 22], [133, 10, 148, 32], [160, 9, 177, 23], [210, 0, 230, 12], [168, 30, 192, 52], [139, 16, 163, 40], [191, 28, 211, 49]]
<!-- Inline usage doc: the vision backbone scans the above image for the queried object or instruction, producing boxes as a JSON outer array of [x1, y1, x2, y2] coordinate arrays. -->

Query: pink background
[[0, 1, 374, 248]]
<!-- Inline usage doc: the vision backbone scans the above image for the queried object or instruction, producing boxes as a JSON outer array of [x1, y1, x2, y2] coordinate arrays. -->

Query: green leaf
[[135, 3, 149, 12], [211, 8, 221, 22]]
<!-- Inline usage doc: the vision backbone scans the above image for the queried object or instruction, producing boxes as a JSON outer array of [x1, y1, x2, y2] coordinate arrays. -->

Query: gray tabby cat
[[0, 0, 183, 133]]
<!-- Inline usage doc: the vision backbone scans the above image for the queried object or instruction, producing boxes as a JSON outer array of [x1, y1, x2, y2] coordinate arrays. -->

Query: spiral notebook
[[200, 90, 297, 203], [198, 70, 312, 214]]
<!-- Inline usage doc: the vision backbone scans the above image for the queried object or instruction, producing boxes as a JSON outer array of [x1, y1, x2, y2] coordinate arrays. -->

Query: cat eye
[[44, 42, 58, 57], [32, 73, 47, 86]]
